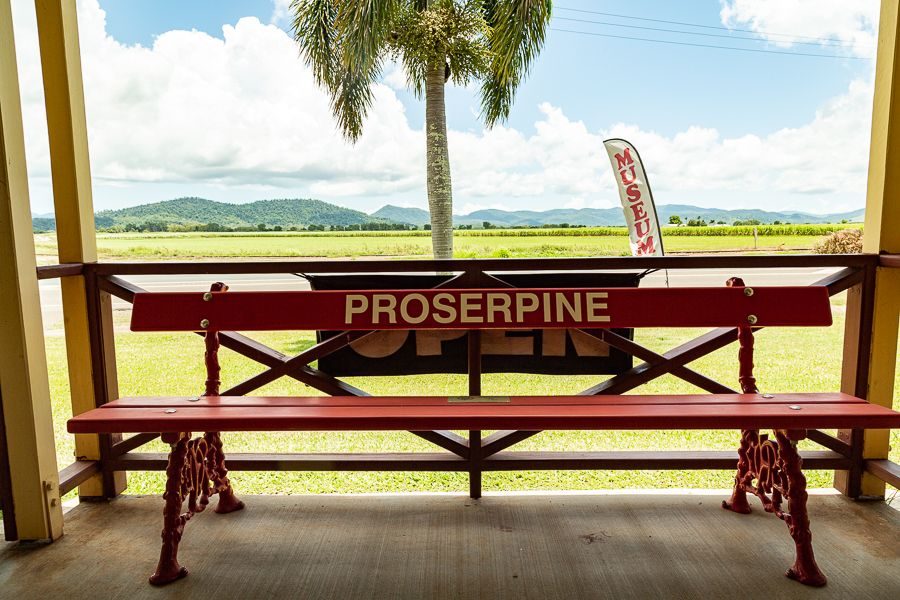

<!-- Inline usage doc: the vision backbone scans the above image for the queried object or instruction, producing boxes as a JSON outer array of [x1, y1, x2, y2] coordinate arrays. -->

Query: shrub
[[813, 228, 863, 254]]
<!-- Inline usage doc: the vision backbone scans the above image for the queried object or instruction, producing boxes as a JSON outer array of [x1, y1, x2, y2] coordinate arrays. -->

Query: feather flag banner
[[603, 138, 665, 257]]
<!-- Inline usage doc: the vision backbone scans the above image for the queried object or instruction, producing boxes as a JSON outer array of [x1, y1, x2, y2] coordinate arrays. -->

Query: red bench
[[68, 278, 900, 587]]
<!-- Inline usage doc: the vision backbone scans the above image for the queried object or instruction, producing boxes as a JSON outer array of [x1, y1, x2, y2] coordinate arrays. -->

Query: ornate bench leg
[[722, 428, 755, 514], [204, 431, 244, 514], [150, 431, 244, 585], [149, 284, 245, 585], [722, 428, 827, 587], [723, 281, 758, 516], [720, 279, 825, 585], [200, 286, 244, 515], [150, 435, 191, 586], [776, 431, 827, 587]]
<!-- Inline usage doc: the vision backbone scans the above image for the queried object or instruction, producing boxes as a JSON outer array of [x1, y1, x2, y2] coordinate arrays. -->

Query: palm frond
[[330, 58, 384, 141], [334, 0, 399, 75], [292, 0, 339, 88], [480, 0, 552, 126], [292, 0, 392, 141]]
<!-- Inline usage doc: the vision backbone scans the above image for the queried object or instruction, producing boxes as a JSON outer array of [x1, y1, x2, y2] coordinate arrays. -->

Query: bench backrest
[[130, 286, 832, 332]]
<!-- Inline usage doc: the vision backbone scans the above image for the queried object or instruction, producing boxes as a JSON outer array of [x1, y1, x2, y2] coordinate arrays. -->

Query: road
[[38, 266, 841, 328]]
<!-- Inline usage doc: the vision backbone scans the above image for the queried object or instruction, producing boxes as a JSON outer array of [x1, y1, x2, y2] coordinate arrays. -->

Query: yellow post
[[837, 0, 900, 497], [34, 0, 124, 497], [0, 0, 64, 540]]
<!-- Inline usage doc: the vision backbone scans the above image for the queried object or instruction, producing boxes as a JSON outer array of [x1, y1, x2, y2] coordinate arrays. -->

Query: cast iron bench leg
[[723, 429, 826, 587], [204, 431, 245, 514], [722, 428, 755, 514], [150, 432, 244, 586], [777, 431, 826, 586], [150, 434, 192, 585]]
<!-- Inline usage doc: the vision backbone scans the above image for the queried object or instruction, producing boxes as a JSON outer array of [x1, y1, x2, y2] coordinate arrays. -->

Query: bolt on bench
[[68, 278, 900, 587]]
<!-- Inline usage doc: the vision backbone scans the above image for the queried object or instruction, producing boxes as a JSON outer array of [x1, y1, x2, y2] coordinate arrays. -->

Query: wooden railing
[[26, 254, 900, 503]]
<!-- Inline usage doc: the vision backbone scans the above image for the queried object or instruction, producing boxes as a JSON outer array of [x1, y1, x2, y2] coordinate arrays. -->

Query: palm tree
[[291, 0, 552, 258]]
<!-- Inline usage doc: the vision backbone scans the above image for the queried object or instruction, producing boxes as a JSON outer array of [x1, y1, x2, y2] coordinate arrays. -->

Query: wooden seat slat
[[69, 401, 900, 434], [102, 392, 866, 409]]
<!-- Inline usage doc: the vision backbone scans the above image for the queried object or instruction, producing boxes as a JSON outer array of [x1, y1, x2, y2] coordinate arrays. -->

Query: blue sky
[[12, 0, 880, 215]]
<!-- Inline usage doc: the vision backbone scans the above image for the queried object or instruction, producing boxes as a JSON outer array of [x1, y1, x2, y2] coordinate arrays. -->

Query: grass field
[[33, 229, 833, 260], [45, 295, 899, 499]]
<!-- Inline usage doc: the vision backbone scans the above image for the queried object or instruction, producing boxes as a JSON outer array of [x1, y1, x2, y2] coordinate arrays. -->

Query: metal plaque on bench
[[307, 272, 638, 376]]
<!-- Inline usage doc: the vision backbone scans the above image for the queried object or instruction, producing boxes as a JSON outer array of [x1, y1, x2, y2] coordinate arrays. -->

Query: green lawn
[[45, 295, 900, 497], [33, 230, 827, 260]]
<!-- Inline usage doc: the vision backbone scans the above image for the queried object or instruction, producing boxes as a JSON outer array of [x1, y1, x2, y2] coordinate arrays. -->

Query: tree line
[[668, 216, 804, 227], [99, 221, 418, 233]]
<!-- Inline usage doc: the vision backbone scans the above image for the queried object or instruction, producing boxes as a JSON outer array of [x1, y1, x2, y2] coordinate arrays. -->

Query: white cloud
[[605, 78, 873, 199], [382, 61, 409, 91], [270, 0, 293, 26], [14, 0, 424, 199], [454, 76, 873, 210], [11, 0, 51, 181], [10, 0, 875, 215], [720, 0, 879, 57]]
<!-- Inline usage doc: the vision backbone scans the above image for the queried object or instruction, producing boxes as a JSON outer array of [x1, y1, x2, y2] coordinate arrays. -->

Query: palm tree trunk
[[424, 60, 453, 259]]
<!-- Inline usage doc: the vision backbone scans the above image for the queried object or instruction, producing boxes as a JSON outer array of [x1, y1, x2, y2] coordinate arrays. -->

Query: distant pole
[[753, 227, 758, 249]]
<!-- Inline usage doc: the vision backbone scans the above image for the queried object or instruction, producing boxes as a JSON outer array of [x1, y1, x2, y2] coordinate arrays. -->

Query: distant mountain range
[[33, 197, 390, 231], [371, 203, 865, 228], [32, 196, 865, 232]]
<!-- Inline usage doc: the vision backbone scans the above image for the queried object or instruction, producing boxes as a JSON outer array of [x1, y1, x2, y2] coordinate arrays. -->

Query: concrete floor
[[0, 491, 898, 599]]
